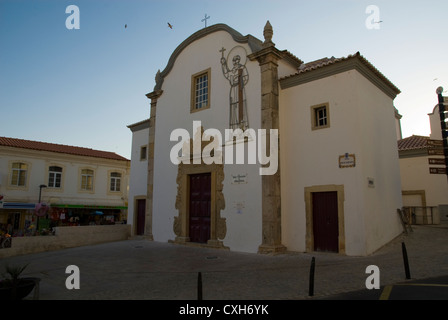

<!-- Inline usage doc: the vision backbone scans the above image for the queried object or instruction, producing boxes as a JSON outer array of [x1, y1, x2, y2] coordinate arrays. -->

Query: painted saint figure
[[220, 47, 249, 130]]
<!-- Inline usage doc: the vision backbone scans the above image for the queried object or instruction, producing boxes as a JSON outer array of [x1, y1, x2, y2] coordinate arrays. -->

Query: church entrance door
[[189, 173, 211, 243], [312, 191, 339, 252]]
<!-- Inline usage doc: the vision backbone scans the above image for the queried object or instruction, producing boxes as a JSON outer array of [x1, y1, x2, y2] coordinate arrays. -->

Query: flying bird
[[168, 22, 173, 29], [125, 24, 127, 29]]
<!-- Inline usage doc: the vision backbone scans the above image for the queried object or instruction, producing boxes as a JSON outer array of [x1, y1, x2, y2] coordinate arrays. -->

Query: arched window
[[48, 166, 63, 188], [81, 169, 94, 191], [110, 172, 121, 192]]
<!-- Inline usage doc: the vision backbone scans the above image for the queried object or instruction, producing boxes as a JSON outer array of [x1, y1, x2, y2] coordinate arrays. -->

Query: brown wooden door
[[189, 173, 211, 243], [136, 199, 146, 236], [312, 191, 339, 252]]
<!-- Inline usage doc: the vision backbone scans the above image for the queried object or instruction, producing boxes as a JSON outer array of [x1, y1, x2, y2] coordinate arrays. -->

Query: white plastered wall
[[279, 69, 402, 255], [152, 30, 265, 253]]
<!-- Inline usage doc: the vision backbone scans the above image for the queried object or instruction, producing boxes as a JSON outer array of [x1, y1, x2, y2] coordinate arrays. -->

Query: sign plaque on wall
[[428, 158, 445, 165], [231, 174, 247, 184], [428, 149, 444, 156], [339, 153, 356, 168], [427, 139, 443, 147], [429, 167, 446, 174]]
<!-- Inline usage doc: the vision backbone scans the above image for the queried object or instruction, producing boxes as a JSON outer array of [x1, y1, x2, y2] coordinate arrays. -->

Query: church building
[[128, 22, 403, 256]]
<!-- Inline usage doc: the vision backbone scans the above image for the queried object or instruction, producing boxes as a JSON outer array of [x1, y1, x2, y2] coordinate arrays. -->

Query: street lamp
[[38, 184, 47, 203]]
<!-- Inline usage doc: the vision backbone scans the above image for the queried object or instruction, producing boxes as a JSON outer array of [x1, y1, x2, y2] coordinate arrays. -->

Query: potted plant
[[0, 263, 37, 300]]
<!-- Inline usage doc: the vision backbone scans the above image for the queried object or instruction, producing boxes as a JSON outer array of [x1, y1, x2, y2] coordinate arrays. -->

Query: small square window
[[311, 103, 330, 130]]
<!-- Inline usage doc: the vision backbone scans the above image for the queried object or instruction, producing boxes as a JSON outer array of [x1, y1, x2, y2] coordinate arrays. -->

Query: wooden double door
[[189, 173, 211, 243]]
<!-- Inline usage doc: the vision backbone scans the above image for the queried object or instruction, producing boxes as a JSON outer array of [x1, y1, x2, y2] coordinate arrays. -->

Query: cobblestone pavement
[[1, 223, 447, 300]]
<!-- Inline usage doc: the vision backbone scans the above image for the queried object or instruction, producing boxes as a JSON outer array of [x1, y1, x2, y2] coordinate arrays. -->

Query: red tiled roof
[[281, 52, 401, 95], [397, 135, 429, 151], [0, 137, 129, 161]]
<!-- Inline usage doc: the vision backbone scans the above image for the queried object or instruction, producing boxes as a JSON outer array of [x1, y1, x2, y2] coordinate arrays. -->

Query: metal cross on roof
[[202, 14, 210, 28]]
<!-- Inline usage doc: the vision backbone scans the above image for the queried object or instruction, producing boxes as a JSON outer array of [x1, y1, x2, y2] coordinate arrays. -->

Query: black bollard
[[309, 257, 315, 296], [401, 242, 411, 279], [197, 272, 203, 300]]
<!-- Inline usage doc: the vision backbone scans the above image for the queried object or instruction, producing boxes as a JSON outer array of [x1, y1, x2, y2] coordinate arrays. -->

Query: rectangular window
[[311, 103, 330, 130], [315, 106, 327, 127], [81, 169, 94, 191], [191, 68, 211, 112], [110, 172, 121, 192], [140, 146, 147, 161], [48, 166, 62, 188], [11, 162, 27, 186]]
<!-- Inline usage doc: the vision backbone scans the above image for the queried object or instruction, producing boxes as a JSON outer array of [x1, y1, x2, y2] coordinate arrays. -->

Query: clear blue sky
[[1, 0, 447, 159]]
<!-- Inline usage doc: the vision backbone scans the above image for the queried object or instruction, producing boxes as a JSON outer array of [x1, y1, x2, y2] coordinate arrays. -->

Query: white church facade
[[128, 22, 403, 256]]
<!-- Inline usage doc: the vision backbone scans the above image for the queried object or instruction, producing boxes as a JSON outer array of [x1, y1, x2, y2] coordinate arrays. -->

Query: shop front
[[49, 204, 128, 227], [0, 202, 39, 237], [0, 202, 127, 239]]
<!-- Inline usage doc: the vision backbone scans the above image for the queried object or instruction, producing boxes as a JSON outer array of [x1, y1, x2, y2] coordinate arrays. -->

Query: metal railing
[[402, 206, 438, 225]]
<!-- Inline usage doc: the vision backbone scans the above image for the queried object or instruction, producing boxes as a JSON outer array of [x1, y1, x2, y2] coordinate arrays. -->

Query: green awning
[[50, 204, 127, 210]]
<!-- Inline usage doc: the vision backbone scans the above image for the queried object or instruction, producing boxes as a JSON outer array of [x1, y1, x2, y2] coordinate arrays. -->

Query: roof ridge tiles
[[0, 136, 129, 161]]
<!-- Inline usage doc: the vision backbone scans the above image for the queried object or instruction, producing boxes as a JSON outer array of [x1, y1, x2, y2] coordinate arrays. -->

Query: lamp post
[[37, 184, 47, 232], [38, 184, 47, 203]]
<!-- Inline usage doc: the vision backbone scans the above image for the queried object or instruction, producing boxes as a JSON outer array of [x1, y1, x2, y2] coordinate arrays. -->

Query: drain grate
[[205, 256, 218, 260]]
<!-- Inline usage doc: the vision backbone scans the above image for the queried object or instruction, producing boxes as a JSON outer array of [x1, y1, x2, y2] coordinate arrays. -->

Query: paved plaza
[[1, 223, 447, 300]]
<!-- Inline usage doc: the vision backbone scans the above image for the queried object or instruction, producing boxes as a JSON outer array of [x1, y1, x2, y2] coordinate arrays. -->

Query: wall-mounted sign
[[429, 167, 446, 174], [427, 139, 444, 147], [339, 153, 356, 168], [428, 149, 444, 155], [234, 201, 245, 214], [231, 174, 247, 184], [428, 158, 445, 165]]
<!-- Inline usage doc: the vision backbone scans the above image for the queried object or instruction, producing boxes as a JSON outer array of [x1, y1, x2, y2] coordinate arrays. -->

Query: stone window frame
[[78, 167, 95, 193], [8, 161, 31, 190]]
